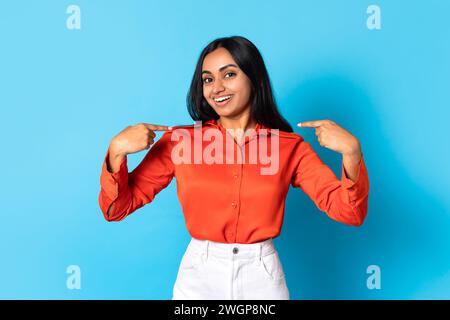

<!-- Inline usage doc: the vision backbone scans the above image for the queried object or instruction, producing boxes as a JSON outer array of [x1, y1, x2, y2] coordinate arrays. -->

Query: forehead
[[202, 47, 237, 71]]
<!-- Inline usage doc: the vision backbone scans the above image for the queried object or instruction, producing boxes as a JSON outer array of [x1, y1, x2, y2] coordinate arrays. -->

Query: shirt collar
[[202, 118, 274, 146]]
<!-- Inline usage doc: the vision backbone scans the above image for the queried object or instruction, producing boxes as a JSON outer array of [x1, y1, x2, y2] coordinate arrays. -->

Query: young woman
[[99, 36, 370, 300]]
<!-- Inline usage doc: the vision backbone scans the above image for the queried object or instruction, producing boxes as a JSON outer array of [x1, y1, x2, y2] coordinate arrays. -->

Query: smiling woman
[[98, 35, 370, 301], [186, 36, 293, 133]]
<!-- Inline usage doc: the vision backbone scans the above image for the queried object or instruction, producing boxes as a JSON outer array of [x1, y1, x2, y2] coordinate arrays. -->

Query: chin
[[208, 100, 246, 118], [215, 109, 238, 118]]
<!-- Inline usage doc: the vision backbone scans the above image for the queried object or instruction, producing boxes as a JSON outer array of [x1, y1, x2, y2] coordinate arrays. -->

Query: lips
[[213, 94, 233, 107]]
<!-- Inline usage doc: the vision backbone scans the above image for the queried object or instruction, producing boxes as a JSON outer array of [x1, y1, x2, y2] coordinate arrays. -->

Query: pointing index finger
[[144, 124, 171, 131], [298, 120, 325, 128]]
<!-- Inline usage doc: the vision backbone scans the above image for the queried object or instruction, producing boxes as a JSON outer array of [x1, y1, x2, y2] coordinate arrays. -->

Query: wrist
[[342, 140, 361, 158], [109, 140, 127, 159]]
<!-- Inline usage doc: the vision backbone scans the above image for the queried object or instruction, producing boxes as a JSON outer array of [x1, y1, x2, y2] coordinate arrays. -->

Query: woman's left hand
[[298, 120, 361, 156]]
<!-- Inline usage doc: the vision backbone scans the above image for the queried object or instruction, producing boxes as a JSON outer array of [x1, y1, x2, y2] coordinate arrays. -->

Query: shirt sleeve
[[98, 131, 175, 222], [290, 140, 370, 226]]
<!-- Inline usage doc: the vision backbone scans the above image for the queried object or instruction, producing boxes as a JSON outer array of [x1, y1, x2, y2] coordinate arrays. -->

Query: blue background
[[1, 0, 449, 299]]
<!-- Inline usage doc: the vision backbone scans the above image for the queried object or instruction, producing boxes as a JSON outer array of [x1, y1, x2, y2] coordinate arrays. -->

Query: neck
[[217, 112, 256, 132]]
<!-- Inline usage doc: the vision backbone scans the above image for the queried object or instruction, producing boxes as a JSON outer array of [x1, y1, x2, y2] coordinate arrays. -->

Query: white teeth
[[214, 95, 232, 102]]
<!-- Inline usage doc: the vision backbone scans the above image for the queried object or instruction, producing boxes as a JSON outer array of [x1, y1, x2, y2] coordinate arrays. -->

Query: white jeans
[[172, 237, 290, 300]]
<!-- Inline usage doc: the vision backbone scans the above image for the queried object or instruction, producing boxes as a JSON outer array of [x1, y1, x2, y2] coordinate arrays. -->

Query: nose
[[212, 78, 225, 94]]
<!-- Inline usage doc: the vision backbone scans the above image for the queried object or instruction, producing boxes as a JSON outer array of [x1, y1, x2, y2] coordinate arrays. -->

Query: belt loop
[[205, 240, 209, 261]]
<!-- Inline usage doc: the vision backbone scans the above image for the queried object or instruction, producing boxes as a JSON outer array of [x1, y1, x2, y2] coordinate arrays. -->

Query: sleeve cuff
[[100, 147, 128, 201], [341, 153, 363, 188], [340, 153, 370, 203]]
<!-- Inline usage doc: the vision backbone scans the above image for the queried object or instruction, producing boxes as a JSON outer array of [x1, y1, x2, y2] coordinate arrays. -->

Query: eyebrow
[[202, 63, 238, 75]]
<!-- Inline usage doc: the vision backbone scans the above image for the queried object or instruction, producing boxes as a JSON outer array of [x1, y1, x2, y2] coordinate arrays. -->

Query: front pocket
[[180, 250, 203, 270], [259, 252, 285, 282]]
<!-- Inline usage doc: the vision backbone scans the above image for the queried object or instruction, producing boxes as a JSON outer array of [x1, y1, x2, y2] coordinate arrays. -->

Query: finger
[[144, 123, 171, 131], [318, 136, 324, 146], [147, 130, 156, 138], [146, 138, 155, 148], [298, 120, 326, 128], [315, 128, 321, 136]]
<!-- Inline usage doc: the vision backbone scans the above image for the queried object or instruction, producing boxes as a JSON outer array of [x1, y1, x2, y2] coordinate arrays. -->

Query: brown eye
[[225, 72, 236, 78], [203, 77, 212, 84]]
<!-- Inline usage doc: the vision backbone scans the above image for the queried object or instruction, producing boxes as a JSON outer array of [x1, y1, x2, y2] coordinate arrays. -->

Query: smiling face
[[201, 47, 253, 119]]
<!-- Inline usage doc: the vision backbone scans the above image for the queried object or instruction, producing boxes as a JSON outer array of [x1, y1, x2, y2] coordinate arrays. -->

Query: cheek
[[235, 79, 252, 102], [243, 85, 252, 101], [203, 86, 211, 99]]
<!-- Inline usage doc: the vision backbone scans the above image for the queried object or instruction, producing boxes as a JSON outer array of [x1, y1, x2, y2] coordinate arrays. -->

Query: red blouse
[[99, 119, 369, 244]]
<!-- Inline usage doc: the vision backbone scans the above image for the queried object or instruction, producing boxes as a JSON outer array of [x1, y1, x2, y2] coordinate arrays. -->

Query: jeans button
[[233, 247, 239, 254]]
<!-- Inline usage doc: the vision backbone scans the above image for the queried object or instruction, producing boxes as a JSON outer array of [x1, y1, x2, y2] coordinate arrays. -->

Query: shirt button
[[231, 202, 237, 208], [233, 173, 238, 178], [233, 247, 239, 254]]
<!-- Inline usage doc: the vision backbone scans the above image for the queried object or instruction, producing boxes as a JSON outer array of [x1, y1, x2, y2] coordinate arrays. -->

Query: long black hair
[[186, 35, 293, 132]]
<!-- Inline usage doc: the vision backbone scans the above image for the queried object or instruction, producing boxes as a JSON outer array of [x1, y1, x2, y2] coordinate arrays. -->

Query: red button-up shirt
[[99, 119, 369, 244]]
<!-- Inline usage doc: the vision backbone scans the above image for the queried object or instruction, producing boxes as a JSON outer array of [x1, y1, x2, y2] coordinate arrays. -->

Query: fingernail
[[168, 126, 173, 130], [297, 123, 302, 127]]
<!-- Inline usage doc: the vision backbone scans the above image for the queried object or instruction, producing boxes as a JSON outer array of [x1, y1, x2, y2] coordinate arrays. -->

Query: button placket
[[230, 144, 245, 243], [231, 161, 240, 209]]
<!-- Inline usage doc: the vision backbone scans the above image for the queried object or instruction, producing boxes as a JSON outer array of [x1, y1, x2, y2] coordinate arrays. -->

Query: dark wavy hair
[[186, 36, 293, 132]]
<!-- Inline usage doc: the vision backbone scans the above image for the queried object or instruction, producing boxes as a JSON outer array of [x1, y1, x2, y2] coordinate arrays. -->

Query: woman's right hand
[[107, 123, 170, 173]]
